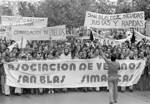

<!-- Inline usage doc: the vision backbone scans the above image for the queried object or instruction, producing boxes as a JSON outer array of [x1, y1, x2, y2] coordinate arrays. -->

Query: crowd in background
[[0, 27, 150, 96]]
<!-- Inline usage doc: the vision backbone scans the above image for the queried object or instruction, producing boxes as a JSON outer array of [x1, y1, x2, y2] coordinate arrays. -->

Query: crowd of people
[[0, 27, 150, 96]]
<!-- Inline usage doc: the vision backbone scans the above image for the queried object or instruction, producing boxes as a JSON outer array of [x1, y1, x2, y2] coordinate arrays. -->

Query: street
[[0, 91, 150, 104]]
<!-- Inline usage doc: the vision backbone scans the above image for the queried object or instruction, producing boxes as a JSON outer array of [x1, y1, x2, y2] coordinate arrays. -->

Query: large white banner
[[92, 30, 132, 46], [1, 16, 48, 27], [4, 59, 145, 88], [84, 11, 145, 29], [0, 21, 47, 39], [134, 30, 150, 42], [11, 25, 66, 40], [0, 25, 11, 38]]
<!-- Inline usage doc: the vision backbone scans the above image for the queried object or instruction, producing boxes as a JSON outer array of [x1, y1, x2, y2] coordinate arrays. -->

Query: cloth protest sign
[[8, 42, 18, 52], [75, 26, 90, 40], [84, 11, 145, 29], [92, 30, 132, 46], [0, 21, 41, 39], [8, 37, 27, 51], [1, 16, 48, 27], [4, 59, 145, 88], [0, 25, 11, 39], [134, 30, 150, 42], [11, 25, 66, 40]]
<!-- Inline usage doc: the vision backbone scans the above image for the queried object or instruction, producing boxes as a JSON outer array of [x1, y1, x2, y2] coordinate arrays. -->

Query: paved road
[[0, 91, 150, 104]]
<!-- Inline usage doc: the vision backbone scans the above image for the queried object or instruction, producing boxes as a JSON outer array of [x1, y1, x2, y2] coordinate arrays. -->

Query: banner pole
[[21, 36, 23, 49], [49, 36, 53, 48]]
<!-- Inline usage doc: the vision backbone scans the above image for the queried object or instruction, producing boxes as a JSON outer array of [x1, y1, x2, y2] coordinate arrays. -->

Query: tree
[[0, 5, 12, 16], [19, 2, 39, 17], [133, 0, 150, 19], [17, 0, 116, 27], [116, 1, 132, 13], [38, 0, 97, 27], [17, 0, 150, 27], [117, 0, 150, 19]]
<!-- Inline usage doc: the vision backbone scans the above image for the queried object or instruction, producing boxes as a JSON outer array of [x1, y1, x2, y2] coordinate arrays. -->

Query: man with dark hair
[[100, 49, 120, 104]]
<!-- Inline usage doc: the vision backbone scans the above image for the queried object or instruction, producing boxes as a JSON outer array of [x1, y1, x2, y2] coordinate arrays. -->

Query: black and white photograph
[[0, 0, 150, 104]]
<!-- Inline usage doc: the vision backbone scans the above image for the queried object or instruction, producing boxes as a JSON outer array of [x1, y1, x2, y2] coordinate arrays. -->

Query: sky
[[109, 0, 117, 1], [0, 0, 43, 2], [0, 0, 118, 2], [0, 0, 118, 4]]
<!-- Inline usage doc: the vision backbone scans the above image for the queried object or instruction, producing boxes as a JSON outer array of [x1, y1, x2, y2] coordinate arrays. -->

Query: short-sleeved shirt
[[107, 61, 120, 81]]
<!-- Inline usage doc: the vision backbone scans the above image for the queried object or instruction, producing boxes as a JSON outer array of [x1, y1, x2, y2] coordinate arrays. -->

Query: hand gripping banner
[[4, 59, 145, 88]]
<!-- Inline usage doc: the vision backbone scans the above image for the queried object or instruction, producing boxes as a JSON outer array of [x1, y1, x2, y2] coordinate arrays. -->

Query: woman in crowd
[[0, 28, 149, 96]]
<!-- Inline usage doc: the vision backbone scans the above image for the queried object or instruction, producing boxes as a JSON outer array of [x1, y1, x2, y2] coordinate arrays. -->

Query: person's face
[[140, 52, 144, 58], [24, 50, 28, 55], [2, 53, 5, 58], [107, 48, 111, 53], [54, 45, 58, 49], [42, 42, 46, 46], [5, 49, 9, 53], [132, 43, 136, 47], [79, 52, 82, 57], [77, 40, 81, 43], [87, 29, 91, 35], [33, 42, 37, 48], [57, 44, 61, 48], [130, 51, 134, 56], [44, 46, 48, 51], [14, 48, 18, 53], [134, 50, 138, 55], [130, 28, 134, 33], [12, 53, 16, 58], [1, 43, 5, 49], [39, 46, 42, 50], [126, 48, 130, 54], [55, 51, 59, 56], [118, 48, 121, 53], [122, 48, 126, 53], [90, 48, 94, 52], [28, 55, 32, 59], [77, 45, 80, 50], [64, 48, 69, 53], [113, 49, 117, 54], [0, 40, 5, 44], [61, 44, 65, 48], [83, 52, 87, 58], [0, 53, 2, 58], [9, 53, 13, 58], [87, 51, 90, 56], [94, 49, 99, 56], [26, 44, 30, 49], [37, 53, 41, 57], [48, 54, 53, 59], [146, 47, 150, 51]]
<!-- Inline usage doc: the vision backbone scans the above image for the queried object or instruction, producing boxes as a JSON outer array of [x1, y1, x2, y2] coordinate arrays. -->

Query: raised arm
[[99, 48, 111, 64]]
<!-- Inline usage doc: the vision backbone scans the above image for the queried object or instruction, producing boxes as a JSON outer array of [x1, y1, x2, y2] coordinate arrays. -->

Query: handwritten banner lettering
[[11, 25, 66, 40], [84, 11, 145, 28], [4, 59, 145, 88], [1, 16, 48, 27]]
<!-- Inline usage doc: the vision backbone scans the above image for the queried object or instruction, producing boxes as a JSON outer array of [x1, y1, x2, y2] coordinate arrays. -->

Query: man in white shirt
[[60, 48, 71, 92], [60, 48, 71, 59]]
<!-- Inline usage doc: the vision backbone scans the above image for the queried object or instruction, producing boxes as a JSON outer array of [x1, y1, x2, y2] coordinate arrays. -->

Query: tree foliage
[[1, 0, 150, 27], [18, 0, 114, 27], [0, 6, 12, 16], [37, 0, 97, 27], [134, 0, 150, 20], [19, 2, 39, 17], [117, 0, 150, 19]]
